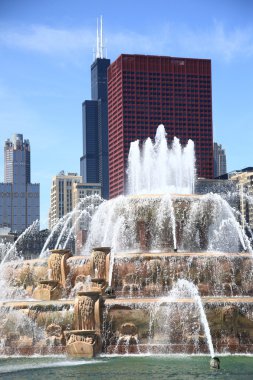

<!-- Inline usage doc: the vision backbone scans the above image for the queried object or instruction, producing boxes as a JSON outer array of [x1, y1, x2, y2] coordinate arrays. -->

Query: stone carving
[[46, 324, 62, 337], [64, 330, 101, 358], [48, 249, 72, 288], [75, 275, 88, 284], [120, 323, 137, 336], [90, 248, 110, 280], [67, 334, 95, 345], [92, 251, 106, 279], [75, 295, 95, 331], [32, 280, 61, 301], [222, 305, 239, 323], [66, 291, 102, 358], [49, 254, 62, 282], [46, 324, 63, 346]]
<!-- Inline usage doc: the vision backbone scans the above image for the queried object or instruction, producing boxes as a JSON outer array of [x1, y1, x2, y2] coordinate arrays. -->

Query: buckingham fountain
[[1, 125, 253, 360]]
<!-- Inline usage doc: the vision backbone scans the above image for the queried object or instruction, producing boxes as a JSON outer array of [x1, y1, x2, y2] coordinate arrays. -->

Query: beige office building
[[72, 183, 101, 208], [72, 182, 102, 253], [49, 171, 82, 229]]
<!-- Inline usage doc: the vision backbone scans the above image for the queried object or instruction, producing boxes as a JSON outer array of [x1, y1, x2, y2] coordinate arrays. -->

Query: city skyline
[[1, 0, 253, 227]]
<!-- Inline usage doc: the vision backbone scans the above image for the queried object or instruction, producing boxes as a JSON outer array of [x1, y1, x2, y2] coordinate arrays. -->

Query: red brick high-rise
[[108, 54, 213, 198]]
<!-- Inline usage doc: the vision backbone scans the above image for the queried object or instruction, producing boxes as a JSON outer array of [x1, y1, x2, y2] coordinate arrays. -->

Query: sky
[[0, 0, 253, 229]]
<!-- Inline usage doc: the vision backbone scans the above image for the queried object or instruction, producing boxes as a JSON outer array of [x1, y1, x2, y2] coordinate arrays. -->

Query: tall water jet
[[172, 279, 215, 358], [152, 279, 215, 357], [155, 194, 177, 250], [127, 124, 195, 195]]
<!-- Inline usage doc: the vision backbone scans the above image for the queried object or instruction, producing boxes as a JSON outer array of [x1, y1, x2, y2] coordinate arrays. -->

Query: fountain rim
[[124, 193, 202, 199], [112, 251, 251, 258]]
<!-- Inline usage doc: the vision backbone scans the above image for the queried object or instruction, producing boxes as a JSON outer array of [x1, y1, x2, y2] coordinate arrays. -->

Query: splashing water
[[152, 279, 215, 357], [127, 124, 195, 195], [84, 193, 250, 254], [172, 279, 215, 358], [0, 220, 39, 267], [40, 215, 68, 256], [183, 193, 251, 253], [41, 195, 103, 256], [63, 209, 92, 250]]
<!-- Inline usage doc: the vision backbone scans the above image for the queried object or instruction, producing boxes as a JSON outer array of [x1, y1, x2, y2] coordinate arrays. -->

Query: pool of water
[[0, 355, 252, 379]]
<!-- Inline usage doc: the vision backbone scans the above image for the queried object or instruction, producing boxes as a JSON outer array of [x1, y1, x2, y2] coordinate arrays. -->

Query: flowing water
[[0, 355, 253, 379], [127, 124, 195, 194], [149, 279, 215, 356], [0, 220, 39, 267]]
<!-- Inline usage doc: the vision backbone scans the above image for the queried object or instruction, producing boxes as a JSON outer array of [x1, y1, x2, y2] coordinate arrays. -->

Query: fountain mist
[[0, 220, 39, 267], [127, 124, 195, 195]]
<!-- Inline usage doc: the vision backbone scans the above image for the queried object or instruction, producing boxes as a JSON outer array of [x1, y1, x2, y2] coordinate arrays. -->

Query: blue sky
[[0, 0, 253, 228]]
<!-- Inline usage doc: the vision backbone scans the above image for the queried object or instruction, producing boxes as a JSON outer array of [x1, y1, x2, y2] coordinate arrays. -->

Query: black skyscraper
[[80, 18, 110, 199]]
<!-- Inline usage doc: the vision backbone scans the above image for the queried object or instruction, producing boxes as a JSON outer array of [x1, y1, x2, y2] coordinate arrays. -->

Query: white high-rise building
[[49, 171, 82, 229], [214, 142, 227, 178]]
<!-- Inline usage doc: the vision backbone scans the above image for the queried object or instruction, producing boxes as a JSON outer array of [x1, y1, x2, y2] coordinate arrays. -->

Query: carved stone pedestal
[[32, 249, 72, 301], [91, 278, 107, 294], [90, 247, 111, 282], [65, 330, 102, 358], [32, 280, 62, 301], [65, 290, 102, 358], [74, 291, 101, 331], [49, 249, 72, 288]]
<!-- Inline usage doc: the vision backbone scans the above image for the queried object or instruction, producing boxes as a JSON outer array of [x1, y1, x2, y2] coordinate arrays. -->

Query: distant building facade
[[229, 168, 253, 230], [214, 142, 227, 178], [195, 178, 236, 196], [108, 54, 213, 198], [72, 181, 101, 231], [0, 134, 40, 233], [80, 18, 110, 199], [49, 171, 82, 229], [72, 183, 102, 253], [72, 182, 101, 209]]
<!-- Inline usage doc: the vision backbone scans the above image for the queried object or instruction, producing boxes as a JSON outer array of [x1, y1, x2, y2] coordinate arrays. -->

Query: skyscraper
[[48, 171, 82, 229], [213, 142, 227, 178], [108, 54, 213, 198], [80, 17, 110, 199], [0, 134, 40, 233]]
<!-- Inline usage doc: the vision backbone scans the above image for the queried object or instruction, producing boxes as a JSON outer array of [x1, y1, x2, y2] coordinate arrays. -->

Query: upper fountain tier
[[84, 192, 250, 254], [126, 124, 195, 195], [84, 125, 250, 254]]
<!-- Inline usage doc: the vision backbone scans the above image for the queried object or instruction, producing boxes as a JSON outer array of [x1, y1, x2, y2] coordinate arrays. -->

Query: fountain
[[1, 125, 253, 360]]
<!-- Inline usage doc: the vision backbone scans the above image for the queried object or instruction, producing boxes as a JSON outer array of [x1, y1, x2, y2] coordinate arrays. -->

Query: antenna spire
[[96, 18, 100, 59], [100, 15, 103, 59], [94, 15, 106, 60]]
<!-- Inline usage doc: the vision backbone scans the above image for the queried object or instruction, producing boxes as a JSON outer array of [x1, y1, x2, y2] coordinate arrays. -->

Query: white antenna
[[94, 15, 106, 60], [100, 15, 103, 58], [96, 18, 100, 59]]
